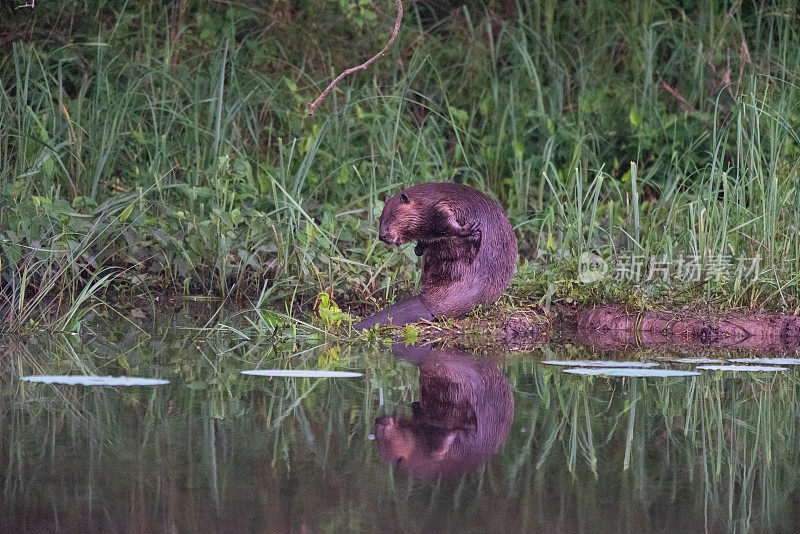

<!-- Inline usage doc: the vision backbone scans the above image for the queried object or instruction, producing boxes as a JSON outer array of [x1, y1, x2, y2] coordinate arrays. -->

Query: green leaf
[[546, 233, 557, 251], [118, 202, 135, 222], [448, 106, 469, 128], [403, 325, 419, 344], [513, 140, 525, 160], [118, 355, 132, 373], [629, 108, 641, 128]]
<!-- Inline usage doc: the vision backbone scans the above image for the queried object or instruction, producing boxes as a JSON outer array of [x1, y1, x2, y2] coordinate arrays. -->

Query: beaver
[[355, 182, 517, 330], [374, 343, 514, 477]]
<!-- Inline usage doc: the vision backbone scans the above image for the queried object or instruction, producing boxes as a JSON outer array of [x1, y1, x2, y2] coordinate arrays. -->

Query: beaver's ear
[[400, 193, 410, 204]]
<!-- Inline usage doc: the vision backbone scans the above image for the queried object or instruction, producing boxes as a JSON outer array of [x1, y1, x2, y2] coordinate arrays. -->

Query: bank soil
[[567, 307, 800, 351], [414, 306, 800, 352]]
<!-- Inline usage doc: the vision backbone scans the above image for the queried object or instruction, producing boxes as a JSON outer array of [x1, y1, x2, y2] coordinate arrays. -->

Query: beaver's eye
[[395, 457, 405, 468], [400, 193, 409, 204]]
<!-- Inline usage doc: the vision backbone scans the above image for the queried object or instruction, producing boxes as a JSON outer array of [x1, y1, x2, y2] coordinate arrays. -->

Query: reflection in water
[[375, 343, 513, 477], [3, 318, 800, 532]]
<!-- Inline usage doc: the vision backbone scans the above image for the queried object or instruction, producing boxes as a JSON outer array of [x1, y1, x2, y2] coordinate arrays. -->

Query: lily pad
[[21, 375, 169, 386], [563, 368, 700, 377], [696, 365, 788, 372], [542, 360, 658, 368], [242, 370, 363, 378], [728, 358, 800, 366]]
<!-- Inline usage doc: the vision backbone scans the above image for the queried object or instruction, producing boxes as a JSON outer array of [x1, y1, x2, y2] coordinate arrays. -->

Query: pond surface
[[2, 312, 800, 533]]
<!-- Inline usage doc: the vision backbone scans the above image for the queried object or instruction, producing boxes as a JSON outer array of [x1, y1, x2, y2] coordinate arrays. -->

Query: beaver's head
[[374, 415, 460, 476], [379, 190, 425, 245]]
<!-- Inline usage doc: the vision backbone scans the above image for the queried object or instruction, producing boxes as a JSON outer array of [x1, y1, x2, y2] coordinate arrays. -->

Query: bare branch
[[308, 0, 403, 115]]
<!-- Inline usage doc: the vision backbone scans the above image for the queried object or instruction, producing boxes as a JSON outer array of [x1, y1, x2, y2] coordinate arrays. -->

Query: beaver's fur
[[356, 182, 517, 330]]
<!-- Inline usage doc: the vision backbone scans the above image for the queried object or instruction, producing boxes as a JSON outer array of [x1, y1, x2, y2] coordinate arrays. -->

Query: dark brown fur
[[378, 182, 517, 318]]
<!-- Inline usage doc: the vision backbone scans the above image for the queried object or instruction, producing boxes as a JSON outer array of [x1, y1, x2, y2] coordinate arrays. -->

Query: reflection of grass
[[505, 359, 800, 532], [3, 326, 800, 530], [1, 330, 418, 529]]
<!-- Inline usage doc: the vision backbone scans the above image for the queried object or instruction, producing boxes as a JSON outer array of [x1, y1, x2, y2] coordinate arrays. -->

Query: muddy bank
[[565, 307, 800, 351], [396, 305, 800, 352]]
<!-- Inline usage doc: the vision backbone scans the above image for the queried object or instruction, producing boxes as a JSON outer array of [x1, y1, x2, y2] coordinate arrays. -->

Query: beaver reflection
[[374, 344, 514, 477]]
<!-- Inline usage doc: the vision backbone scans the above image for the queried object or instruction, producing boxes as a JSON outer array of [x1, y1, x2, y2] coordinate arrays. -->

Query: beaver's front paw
[[455, 220, 480, 238], [414, 242, 426, 256], [468, 228, 482, 251], [461, 221, 482, 249]]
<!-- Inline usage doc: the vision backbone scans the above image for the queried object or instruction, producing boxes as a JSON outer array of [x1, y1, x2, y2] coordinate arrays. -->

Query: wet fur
[[379, 183, 517, 318]]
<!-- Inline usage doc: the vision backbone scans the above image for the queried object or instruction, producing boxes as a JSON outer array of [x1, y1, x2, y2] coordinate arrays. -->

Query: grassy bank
[[1, 0, 799, 332]]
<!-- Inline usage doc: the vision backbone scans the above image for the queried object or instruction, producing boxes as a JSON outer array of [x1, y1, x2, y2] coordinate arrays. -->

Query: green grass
[[1, 0, 799, 332]]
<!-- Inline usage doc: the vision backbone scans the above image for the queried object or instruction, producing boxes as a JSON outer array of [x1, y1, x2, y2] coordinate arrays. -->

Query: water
[[3, 313, 800, 532]]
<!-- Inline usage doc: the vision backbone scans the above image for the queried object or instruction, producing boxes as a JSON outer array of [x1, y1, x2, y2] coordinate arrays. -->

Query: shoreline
[[378, 305, 800, 352]]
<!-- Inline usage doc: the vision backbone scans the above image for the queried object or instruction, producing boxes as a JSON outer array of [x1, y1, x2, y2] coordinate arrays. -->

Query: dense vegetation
[[1, 0, 799, 331]]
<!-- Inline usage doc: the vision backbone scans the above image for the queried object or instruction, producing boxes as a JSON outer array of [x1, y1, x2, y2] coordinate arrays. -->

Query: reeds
[[1, 0, 798, 330]]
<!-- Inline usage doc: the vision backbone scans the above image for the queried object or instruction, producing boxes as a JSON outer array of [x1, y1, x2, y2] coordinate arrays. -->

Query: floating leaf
[[673, 358, 725, 364], [22, 375, 169, 386], [563, 368, 700, 377], [241, 370, 363, 378], [697, 365, 788, 372], [728, 358, 800, 366], [542, 360, 658, 368]]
